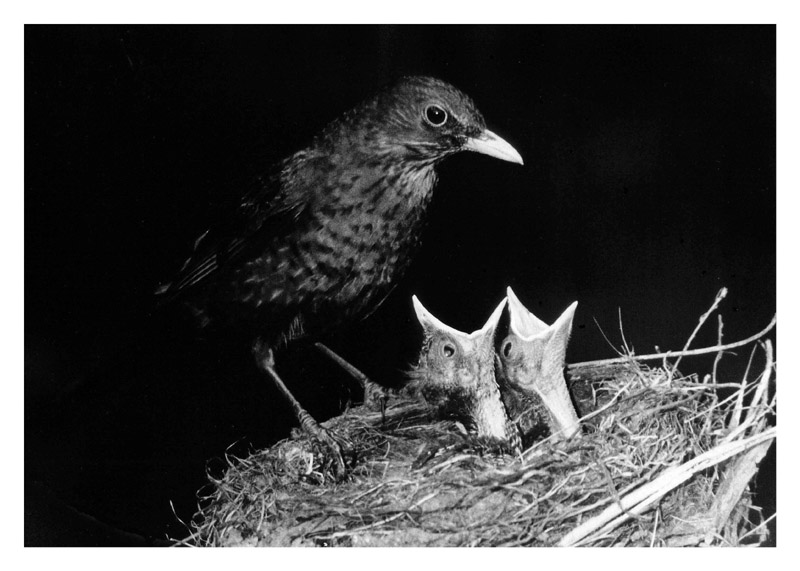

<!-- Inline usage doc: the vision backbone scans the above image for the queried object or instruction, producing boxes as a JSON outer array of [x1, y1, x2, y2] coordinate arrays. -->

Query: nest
[[179, 291, 776, 547]]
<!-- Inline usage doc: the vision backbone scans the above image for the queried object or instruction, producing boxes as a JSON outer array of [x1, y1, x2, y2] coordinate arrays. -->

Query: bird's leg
[[252, 339, 351, 477], [314, 342, 389, 420], [313, 342, 371, 388]]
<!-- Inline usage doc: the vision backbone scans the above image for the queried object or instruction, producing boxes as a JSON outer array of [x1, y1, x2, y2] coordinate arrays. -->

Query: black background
[[25, 25, 775, 545]]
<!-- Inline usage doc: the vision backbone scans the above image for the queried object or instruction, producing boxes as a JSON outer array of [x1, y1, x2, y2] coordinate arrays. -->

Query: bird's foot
[[365, 383, 390, 423], [296, 415, 355, 481], [254, 340, 355, 480]]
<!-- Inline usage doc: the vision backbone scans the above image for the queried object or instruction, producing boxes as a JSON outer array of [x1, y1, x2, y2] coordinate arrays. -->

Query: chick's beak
[[537, 387, 581, 441], [463, 129, 524, 165]]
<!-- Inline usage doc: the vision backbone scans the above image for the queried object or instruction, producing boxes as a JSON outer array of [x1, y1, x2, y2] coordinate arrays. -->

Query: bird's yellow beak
[[463, 129, 524, 165]]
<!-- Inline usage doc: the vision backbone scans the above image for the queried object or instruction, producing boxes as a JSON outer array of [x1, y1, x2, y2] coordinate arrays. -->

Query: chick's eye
[[424, 104, 448, 127], [440, 341, 456, 358]]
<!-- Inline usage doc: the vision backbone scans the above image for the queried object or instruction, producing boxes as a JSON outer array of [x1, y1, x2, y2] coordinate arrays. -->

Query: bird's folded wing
[[155, 177, 311, 299]]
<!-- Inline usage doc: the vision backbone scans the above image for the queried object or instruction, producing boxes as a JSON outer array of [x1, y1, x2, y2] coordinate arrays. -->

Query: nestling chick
[[408, 296, 519, 449], [496, 287, 581, 442]]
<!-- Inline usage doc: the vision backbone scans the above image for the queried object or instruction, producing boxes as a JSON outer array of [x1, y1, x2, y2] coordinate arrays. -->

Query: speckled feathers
[[157, 77, 522, 350]]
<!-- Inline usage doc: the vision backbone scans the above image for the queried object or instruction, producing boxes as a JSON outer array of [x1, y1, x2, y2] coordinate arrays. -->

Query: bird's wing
[[155, 168, 312, 300]]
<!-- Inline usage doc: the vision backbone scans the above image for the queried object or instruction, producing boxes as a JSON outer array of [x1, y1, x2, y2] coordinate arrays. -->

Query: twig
[[170, 529, 202, 547], [737, 512, 777, 543], [594, 316, 624, 357], [311, 491, 438, 539], [649, 506, 660, 547], [168, 500, 194, 547], [731, 344, 760, 431], [722, 341, 775, 445], [711, 314, 724, 384], [558, 428, 776, 546], [618, 308, 633, 356], [670, 288, 728, 380], [595, 454, 648, 523], [743, 340, 774, 429], [568, 315, 775, 370], [710, 439, 774, 539], [616, 391, 702, 421]]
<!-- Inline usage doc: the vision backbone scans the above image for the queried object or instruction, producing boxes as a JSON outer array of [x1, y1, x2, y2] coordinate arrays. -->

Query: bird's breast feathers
[[227, 164, 437, 314]]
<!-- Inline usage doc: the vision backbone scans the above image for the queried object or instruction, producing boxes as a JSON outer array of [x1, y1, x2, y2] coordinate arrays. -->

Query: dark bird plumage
[[156, 76, 523, 472], [157, 76, 521, 344]]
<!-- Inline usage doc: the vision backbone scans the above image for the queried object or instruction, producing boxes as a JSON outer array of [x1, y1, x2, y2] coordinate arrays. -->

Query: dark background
[[25, 25, 775, 545]]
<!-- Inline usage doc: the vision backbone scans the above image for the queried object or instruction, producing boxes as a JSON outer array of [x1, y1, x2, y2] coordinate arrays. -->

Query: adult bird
[[156, 76, 523, 474]]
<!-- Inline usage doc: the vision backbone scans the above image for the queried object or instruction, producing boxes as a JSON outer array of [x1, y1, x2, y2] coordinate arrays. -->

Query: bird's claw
[[308, 425, 355, 480]]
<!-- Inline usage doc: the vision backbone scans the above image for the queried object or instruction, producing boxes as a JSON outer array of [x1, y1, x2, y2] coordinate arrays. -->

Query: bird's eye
[[424, 104, 448, 127], [501, 339, 515, 358], [441, 341, 456, 358]]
